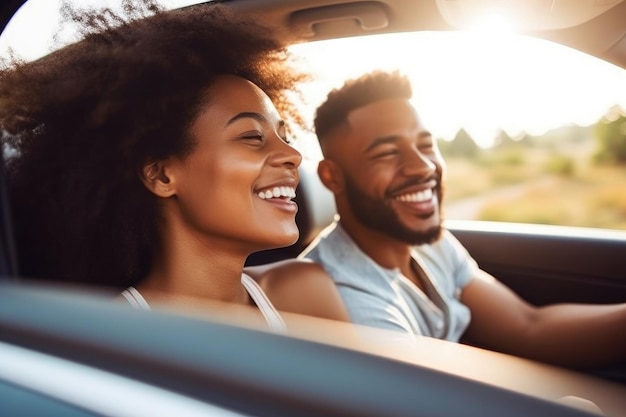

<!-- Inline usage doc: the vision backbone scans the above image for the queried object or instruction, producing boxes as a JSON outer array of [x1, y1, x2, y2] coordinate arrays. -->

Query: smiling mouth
[[394, 188, 433, 203], [257, 186, 296, 200]]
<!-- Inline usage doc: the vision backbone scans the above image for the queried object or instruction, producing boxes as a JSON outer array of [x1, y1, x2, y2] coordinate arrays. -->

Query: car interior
[[1, 0, 626, 416]]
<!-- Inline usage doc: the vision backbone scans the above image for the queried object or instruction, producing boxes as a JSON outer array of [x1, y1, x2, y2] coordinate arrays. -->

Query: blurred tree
[[445, 128, 479, 158], [493, 130, 534, 149], [594, 105, 626, 165], [493, 129, 515, 149], [529, 124, 591, 150]]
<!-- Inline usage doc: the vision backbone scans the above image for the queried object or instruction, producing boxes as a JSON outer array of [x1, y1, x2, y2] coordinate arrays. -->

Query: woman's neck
[[139, 259, 249, 305], [139, 224, 252, 305]]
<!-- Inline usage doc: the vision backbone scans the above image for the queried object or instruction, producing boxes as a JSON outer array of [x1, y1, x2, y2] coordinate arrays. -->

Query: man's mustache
[[386, 175, 440, 197]]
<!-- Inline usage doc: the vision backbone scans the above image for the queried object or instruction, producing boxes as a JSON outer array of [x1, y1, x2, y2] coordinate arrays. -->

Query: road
[[443, 177, 557, 220]]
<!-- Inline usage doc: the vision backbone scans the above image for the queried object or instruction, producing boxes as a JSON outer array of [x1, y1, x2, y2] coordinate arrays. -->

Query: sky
[[3, 0, 626, 148]]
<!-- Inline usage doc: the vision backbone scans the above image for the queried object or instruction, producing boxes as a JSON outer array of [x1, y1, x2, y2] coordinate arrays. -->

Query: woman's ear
[[139, 160, 176, 198], [317, 159, 344, 194]]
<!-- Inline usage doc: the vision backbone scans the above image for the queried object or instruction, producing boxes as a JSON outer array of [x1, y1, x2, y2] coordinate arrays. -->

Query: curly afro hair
[[0, 0, 309, 288]]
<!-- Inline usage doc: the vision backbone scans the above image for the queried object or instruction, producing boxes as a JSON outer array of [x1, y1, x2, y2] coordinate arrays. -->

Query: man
[[296, 70, 625, 369]]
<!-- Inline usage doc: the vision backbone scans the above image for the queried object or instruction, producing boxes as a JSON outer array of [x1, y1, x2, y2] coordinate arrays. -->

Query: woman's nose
[[270, 138, 302, 169]]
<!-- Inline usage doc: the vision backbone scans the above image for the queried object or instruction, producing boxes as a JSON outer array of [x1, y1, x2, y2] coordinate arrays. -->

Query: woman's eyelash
[[242, 134, 264, 140], [240, 131, 291, 144]]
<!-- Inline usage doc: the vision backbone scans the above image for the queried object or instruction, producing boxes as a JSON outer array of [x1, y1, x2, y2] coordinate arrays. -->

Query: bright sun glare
[[3, 0, 626, 149], [468, 12, 515, 33], [291, 31, 626, 148]]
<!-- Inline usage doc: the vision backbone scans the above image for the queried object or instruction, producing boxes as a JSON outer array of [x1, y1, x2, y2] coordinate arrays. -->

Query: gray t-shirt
[[301, 222, 476, 341]]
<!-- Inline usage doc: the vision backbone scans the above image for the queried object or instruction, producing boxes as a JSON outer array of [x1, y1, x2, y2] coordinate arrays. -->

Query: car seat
[[245, 158, 336, 266], [0, 156, 18, 280]]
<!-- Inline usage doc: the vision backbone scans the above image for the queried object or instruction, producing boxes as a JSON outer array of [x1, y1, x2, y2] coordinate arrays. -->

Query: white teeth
[[396, 188, 433, 203], [257, 186, 296, 199]]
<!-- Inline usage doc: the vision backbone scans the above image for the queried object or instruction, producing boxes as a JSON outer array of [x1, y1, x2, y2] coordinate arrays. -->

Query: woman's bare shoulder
[[245, 259, 350, 322]]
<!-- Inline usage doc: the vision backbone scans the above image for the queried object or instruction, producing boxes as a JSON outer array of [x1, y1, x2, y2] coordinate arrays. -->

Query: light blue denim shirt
[[301, 222, 475, 341]]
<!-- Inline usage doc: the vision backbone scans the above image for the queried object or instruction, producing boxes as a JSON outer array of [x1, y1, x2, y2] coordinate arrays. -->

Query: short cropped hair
[[314, 70, 412, 145]]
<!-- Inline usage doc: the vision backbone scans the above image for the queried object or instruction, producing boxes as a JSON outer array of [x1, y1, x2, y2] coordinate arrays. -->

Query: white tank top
[[120, 273, 287, 334]]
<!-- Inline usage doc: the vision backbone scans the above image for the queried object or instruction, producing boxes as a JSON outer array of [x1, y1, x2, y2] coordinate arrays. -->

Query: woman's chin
[[246, 222, 299, 253], [268, 231, 300, 250]]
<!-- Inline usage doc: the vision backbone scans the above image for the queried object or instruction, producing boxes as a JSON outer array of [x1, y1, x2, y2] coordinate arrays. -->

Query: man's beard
[[343, 172, 443, 245]]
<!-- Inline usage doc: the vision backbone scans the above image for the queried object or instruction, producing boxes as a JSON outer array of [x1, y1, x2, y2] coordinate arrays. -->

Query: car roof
[[2, 0, 625, 69], [218, 0, 626, 70]]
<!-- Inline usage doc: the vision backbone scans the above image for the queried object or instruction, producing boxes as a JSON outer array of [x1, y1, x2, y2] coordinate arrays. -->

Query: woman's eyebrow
[[227, 112, 266, 125]]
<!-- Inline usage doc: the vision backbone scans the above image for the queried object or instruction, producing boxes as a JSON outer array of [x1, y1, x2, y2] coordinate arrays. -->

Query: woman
[[0, 1, 348, 331]]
